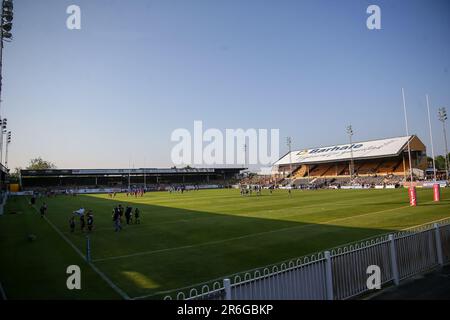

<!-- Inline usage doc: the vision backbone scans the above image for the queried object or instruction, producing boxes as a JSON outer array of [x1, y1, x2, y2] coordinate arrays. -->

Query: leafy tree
[[434, 155, 447, 170], [8, 167, 22, 183], [26, 157, 56, 170]]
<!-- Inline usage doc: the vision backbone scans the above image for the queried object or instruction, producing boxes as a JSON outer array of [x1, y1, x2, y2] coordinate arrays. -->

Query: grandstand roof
[[20, 167, 245, 177], [274, 135, 424, 166]]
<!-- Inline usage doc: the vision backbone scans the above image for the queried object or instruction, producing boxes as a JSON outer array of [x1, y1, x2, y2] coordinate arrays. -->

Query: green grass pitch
[[1, 187, 449, 299]]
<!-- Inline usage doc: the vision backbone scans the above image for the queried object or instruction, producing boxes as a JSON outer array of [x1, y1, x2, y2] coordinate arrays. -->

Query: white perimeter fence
[[163, 219, 450, 300]]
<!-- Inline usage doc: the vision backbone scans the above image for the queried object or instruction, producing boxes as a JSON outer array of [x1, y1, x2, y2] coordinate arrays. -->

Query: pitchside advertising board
[[423, 181, 447, 188], [274, 136, 412, 165]]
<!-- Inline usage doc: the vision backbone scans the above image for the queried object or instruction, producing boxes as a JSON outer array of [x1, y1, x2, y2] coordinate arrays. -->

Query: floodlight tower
[[5, 130, 10, 167], [243, 143, 247, 169], [346, 125, 354, 182], [0, 0, 13, 167], [0, 117, 6, 163], [286, 137, 292, 179], [438, 107, 449, 181], [0, 0, 13, 116]]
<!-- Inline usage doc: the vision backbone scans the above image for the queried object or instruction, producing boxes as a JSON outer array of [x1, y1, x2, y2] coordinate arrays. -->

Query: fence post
[[324, 251, 334, 300], [389, 234, 399, 285], [223, 278, 231, 300], [434, 223, 444, 266]]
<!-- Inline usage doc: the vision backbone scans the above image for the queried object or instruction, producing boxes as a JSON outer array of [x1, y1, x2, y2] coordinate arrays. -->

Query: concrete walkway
[[369, 265, 450, 300]]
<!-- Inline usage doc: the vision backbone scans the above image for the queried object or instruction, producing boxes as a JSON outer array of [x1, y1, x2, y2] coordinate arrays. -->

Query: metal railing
[[163, 218, 450, 300]]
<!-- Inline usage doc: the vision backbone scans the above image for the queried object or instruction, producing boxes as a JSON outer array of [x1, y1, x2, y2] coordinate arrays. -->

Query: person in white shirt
[[73, 208, 85, 216]]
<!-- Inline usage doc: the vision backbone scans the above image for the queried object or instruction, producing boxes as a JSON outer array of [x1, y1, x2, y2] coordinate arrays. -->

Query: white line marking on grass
[[93, 204, 412, 263], [131, 214, 450, 300], [39, 212, 130, 300], [403, 216, 450, 230], [90, 193, 399, 232]]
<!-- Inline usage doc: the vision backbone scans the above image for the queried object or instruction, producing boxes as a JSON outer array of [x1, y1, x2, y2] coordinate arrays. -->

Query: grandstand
[[19, 167, 244, 192], [273, 135, 427, 186]]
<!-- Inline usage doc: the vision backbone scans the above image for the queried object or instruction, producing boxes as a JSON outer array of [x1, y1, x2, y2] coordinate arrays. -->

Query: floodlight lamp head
[[2, 1, 13, 10], [2, 13, 13, 23], [2, 22, 12, 32], [1, 31, 12, 39], [346, 125, 353, 136], [439, 108, 448, 121]]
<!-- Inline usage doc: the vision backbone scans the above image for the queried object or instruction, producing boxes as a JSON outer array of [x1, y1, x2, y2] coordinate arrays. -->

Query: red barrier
[[408, 187, 417, 207], [433, 184, 440, 202]]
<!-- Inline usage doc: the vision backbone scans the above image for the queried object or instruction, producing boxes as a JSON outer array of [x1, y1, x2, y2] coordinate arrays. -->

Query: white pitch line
[[38, 210, 130, 300], [131, 214, 450, 300], [93, 204, 412, 263]]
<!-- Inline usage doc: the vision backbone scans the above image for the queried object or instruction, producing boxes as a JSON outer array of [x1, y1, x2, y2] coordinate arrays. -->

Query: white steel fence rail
[[395, 228, 438, 280], [439, 224, 450, 263], [163, 219, 450, 301], [330, 236, 392, 300]]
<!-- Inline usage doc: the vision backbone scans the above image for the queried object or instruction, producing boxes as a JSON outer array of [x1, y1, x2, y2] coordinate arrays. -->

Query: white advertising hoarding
[[275, 136, 411, 165]]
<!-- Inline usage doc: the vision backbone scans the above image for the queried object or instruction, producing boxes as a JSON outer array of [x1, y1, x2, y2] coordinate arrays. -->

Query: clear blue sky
[[3, 0, 450, 169]]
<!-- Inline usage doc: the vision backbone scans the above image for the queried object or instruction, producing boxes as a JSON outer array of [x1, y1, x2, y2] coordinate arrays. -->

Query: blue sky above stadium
[[3, 0, 450, 169]]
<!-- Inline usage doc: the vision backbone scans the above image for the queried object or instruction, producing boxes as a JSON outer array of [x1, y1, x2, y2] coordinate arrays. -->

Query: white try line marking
[[93, 203, 414, 263], [35, 207, 130, 300]]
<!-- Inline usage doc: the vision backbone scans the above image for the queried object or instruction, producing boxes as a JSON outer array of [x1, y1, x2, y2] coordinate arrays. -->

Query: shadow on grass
[[5, 192, 413, 299], [4, 189, 448, 299]]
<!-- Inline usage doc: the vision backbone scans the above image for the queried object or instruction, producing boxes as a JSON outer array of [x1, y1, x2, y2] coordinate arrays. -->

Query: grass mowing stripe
[[93, 204, 410, 262], [41, 212, 130, 300], [86, 193, 402, 232], [10, 188, 447, 298], [132, 214, 450, 300]]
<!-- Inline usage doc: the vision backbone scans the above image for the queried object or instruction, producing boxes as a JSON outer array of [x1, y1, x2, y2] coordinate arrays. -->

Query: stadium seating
[[377, 160, 400, 174], [355, 162, 378, 175], [292, 165, 308, 178], [309, 164, 331, 177]]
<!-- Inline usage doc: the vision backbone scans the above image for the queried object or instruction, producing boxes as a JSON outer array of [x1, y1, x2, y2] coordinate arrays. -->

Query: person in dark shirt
[[30, 195, 36, 206], [80, 214, 86, 232], [112, 208, 122, 232], [87, 210, 94, 232], [118, 205, 124, 219], [69, 216, 75, 233], [134, 208, 140, 224], [125, 206, 132, 225], [40, 203, 48, 218]]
